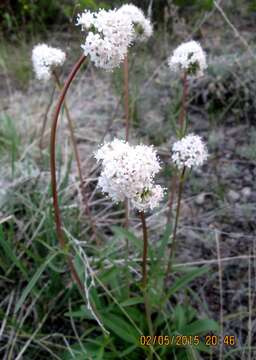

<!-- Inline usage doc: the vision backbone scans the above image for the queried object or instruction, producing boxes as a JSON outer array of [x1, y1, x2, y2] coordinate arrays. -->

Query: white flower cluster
[[118, 4, 153, 42], [172, 134, 208, 169], [77, 8, 134, 70], [32, 44, 66, 81], [95, 138, 164, 211], [168, 40, 207, 77]]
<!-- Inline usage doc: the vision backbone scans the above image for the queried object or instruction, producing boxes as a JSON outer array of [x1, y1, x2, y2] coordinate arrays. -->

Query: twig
[[214, 1, 256, 61]]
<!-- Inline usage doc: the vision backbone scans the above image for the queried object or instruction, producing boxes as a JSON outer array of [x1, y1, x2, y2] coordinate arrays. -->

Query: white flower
[[118, 4, 153, 42], [32, 44, 66, 81], [77, 8, 134, 70], [171, 134, 208, 169], [81, 32, 124, 71], [168, 40, 207, 77], [76, 10, 95, 30], [132, 184, 164, 211], [95, 138, 163, 210]]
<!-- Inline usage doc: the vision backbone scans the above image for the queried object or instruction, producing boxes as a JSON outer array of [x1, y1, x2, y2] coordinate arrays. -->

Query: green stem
[[140, 211, 154, 345], [140, 211, 148, 289], [123, 54, 130, 142], [178, 71, 188, 135], [166, 167, 186, 277], [166, 71, 188, 225], [123, 54, 130, 293]]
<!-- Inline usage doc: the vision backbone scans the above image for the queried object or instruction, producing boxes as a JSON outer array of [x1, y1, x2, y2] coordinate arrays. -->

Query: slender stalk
[[39, 85, 56, 152], [166, 71, 188, 224], [123, 54, 130, 142], [166, 167, 186, 277], [140, 211, 148, 289], [123, 55, 130, 292], [178, 71, 188, 133], [52, 70, 98, 243], [50, 54, 86, 294], [124, 198, 130, 293], [123, 56, 130, 227], [166, 173, 177, 225], [215, 229, 224, 360], [140, 211, 154, 341], [52, 70, 83, 183]]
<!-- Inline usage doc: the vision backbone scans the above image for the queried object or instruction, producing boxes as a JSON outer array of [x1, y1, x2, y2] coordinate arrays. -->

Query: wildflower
[[171, 134, 208, 169], [95, 139, 164, 210], [77, 9, 134, 70], [168, 40, 207, 77], [118, 4, 153, 42], [132, 184, 164, 211], [76, 11, 95, 30], [32, 44, 66, 81]]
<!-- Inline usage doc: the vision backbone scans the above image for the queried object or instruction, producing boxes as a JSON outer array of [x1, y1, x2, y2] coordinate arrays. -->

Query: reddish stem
[[50, 54, 86, 293], [166, 167, 186, 277], [140, 211, 154, 338], [178, 72, 188, 132], [52, 70, 98, 244], [140, 211, 148, 289], [123, 55, 130, 291], [124, 55, 130, 142], [166, 71, 188, 225], [39, 85, 56, 152]]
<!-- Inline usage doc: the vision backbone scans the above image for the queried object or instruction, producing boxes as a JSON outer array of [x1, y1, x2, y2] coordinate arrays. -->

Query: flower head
[[118, 4, 153, 42], [171, 134, 208, 169], [32, 44, 66, 81], [132, 184, 164, 211], [77, 8, 134, 70], [168, 40, 207, 77], [95, 138, 164, 210]]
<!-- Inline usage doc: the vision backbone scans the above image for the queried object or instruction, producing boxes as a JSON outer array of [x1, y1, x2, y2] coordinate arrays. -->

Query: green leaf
[[180, 319, 220, 335], [64, 305, 95, 320], [112, 226, 141, 252], [99, 266, 118, 283], [102, 313, 140, 344], [118, 344, 138, 357], [198, 0, 214, 11], [120, 297, 144, 307], [157, 224, 172, 260], [15, 251, 60, 313], [112, 226, 154, 259], [0, 225, 28, 279], [168, 267, 209, 296], [185, 346, 200, 360], [174, 305, 186, 331]]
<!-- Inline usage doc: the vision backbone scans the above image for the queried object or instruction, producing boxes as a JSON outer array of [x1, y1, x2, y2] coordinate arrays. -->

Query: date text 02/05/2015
[[139, 335, 237, 347]]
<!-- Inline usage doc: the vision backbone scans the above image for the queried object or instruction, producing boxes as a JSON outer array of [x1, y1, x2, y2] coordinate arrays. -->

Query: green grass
[[0, 38, 32, 89], [0, 122, 220, 358], [1, 8, 256, 357]]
